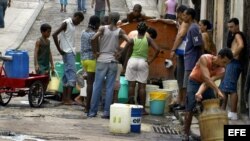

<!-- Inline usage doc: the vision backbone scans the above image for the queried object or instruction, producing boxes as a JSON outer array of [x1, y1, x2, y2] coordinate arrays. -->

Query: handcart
[[0, 54, 49, 107]]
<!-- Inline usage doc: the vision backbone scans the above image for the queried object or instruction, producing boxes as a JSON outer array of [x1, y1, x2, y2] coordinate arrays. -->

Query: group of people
[[35, 1, 161, 119], [156, 3, 246, 141], [33, 1, 247, 140]]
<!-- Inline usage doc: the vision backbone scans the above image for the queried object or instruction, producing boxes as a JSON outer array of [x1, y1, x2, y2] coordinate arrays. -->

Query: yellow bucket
[[149, 91, 168, 101]]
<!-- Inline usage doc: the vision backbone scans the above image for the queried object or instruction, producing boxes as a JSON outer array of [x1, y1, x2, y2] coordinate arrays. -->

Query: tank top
[[189, 54, 224, 83], [165, 0, 177, 15], [131, 35, 149, 59], [59, 18, 76, 54], [97, 25, 121, 62], [37, 37, 50, 70]]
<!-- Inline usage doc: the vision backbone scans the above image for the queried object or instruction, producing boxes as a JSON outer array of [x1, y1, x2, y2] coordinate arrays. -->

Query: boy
[[52, 12, 84, 105], [34, 23, 54, 75], [121, 4, 155, 23]]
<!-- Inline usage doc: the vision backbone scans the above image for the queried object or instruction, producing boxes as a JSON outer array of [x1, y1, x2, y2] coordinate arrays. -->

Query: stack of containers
[[162, 80, 179, 105], [145, 84, 159, 112]]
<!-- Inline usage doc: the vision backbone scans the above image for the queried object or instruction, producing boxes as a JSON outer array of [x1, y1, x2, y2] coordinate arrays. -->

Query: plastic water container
[[145, 85, 159, 107], [162, 80, 178, 104], [55, 61, 82, 94], [118, 76, 128, 103], [110, 103, 131, 134], [5, 50, 29, 78], [156, 89, 172, 113], [130, 105, 143, 133], [150, 91, 168, 115]]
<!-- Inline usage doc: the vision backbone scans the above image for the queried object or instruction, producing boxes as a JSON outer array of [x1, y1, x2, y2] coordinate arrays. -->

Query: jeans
[[95, 10, 105, 20], [77, 0, 86, 11], [219, 59, 242, 93], [186, 79, 215, 112], [62, 52, 77, 87], [0, 0, 7, 28], [89, 62, 118, 116]]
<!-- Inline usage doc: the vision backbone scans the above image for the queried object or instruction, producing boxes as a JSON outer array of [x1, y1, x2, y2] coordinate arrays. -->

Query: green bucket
[[118, 76, 128, 103], [55, 61, 82, 94]]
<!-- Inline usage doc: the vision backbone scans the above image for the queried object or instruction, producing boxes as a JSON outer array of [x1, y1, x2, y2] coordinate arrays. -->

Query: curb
[[10, 1, 45, 50]]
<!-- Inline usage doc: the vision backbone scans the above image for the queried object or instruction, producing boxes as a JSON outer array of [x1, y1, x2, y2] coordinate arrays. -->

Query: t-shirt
[[184, 23, 203, 71], [95, 0, 106, 11], [80, 30, 95, 60]]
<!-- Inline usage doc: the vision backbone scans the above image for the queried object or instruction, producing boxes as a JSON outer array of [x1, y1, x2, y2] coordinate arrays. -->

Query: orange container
[[119, 21, 178, 79]]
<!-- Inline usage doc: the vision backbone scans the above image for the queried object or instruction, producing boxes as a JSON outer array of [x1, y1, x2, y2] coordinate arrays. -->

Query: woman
[[74, 15, 100, 113], [125, 22, 160, 115], [199, 19, 217, 55]]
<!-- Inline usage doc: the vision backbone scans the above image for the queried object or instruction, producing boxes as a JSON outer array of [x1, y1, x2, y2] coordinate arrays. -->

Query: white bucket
[[162, 80, 178, 104], [110, 103, 131, 134], [145, 84, 159, 107], [156, 89, 172, 113]]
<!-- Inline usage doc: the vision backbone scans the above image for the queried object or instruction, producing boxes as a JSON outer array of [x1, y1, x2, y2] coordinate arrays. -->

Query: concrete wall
[[214, 0, 225, 51], [231, 0, 244, 31]]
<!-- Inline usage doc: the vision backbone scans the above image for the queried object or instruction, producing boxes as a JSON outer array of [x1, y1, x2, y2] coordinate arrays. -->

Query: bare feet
[[64, 9, 67, 12], [60, 8, 63, 12], [74, 96, 84, 106], [63, 100, 76, 105]]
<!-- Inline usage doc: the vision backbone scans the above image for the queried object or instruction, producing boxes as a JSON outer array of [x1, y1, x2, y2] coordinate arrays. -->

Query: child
[[60, 0, 68, 12], [91, 0, 110, 22], [52, 12, 84, 105], [34, 23, 54, 75]]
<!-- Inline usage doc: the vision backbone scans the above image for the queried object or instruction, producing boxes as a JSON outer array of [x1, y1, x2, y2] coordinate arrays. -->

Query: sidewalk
[[0, 0, 44, 53]]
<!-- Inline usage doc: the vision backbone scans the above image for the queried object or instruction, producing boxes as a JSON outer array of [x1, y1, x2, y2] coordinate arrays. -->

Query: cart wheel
[[0, 91, 12, 106], [28, 81, 44, 108]]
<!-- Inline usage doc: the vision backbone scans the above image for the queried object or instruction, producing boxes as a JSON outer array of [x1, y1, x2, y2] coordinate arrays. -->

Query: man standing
[[182, 8, 203, 140], [52, 12, 84, 105], [91, 0, 110, 21], [0, 0, 11, 28], [183, 48, 233, 141], [220, 18, 247, 120], [88, 12, 129, 118]]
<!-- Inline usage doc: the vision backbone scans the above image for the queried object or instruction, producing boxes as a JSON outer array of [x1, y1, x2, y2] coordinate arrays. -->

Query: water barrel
[[118, 76, 128, 103], [130, 105, 143, 133], [110, 103, 131, 134], [149, 91, 168, 115], [5, 50, 29, 78], [199, 99, 228, 141]]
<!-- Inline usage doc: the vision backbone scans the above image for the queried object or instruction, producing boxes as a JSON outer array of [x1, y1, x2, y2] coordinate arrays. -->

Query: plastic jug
[[110, 103, 131, 134]]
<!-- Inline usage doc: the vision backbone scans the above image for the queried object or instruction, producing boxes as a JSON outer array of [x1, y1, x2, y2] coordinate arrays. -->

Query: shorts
[[125, 58, 148, 84], [81, 59, 96, 73], [183, 70, 191, 88], [219, 59, 242, 93], [186, 79, 215, 112], [176, 55, 185, 88], [60, 0, 68, 5], [164, 14, 176, 20], [62, 52, 77, 87]]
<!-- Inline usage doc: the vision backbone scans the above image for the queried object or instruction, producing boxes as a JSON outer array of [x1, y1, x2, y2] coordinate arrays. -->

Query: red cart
[[0, 57, 49, 107]]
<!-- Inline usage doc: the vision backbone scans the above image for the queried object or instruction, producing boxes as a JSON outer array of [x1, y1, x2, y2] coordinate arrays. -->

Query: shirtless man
[[219, 18, 247, 120]]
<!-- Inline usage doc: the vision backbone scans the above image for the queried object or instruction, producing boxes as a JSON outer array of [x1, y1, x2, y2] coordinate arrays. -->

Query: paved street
[[0, 0, 183, 141]]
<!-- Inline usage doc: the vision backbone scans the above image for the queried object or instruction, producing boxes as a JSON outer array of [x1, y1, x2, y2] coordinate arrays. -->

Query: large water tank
[[5, 50, 29, 78]]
